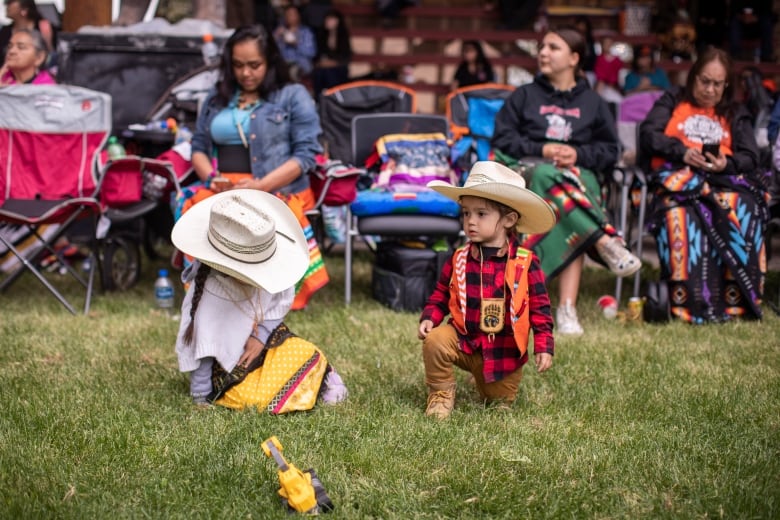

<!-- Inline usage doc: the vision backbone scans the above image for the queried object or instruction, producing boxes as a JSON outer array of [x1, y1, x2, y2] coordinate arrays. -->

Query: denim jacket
[[191, 83, 322, 195]]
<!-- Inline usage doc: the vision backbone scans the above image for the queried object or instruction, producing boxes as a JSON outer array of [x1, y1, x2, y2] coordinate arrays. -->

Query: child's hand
[[535, 352, 552, 373], [238, 335, 265, 367], [418, 320, 434, 339]]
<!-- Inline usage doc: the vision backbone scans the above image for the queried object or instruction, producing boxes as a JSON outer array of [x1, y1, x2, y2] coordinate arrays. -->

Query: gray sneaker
[[596, 236, 642, 277], [556, 301, 584, 335]]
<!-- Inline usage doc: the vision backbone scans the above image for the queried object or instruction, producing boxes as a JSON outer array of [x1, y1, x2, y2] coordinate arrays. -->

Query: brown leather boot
[[425, 382, 456, 420]]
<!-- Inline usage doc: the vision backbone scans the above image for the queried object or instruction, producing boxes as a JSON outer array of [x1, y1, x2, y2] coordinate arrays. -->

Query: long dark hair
[[682, 47, 735, 119], [183, 263, 212, 346], [316, 8, 351, 62], [545, 26, 586, 78], [215, 24, 291, 106], [14, 0, 43, 23], [573, 15, 596, 72], [461, 40, 493, 79]]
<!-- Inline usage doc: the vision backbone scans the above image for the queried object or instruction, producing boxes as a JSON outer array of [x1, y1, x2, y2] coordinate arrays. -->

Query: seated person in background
[[0, 0, 56, 67], [184, 24, 327, 311], [593, 33, 625, 104], [312, 8, 352, 98], [451, 40, 496, 91], [274, 4, 317, 82], [573, 15, 597, 85], [376, 0, 418, 28], [491, 27, 640, 336], [623, 44, 670, 95], [0, 28, 55, 86], [660, 10, 697, 62], [639, 48, 768, 323], [729, 0, 775, 62]]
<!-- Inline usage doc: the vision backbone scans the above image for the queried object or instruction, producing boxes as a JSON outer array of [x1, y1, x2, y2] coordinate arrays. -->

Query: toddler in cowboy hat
[[418, 161, 557, 419], [171, 189, 347, 409]]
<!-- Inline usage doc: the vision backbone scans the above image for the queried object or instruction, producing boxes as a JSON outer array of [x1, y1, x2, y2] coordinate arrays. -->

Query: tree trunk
[[62, 0, 112, 31], [226, 0, 254, 28]]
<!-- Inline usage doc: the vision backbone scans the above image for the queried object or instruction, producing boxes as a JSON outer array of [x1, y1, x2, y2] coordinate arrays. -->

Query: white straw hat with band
[[427, 160, 557, 235], [171, 189, 308, 293]]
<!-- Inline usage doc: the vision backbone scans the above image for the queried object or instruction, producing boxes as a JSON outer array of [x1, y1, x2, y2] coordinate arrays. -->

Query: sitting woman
[[0, 0, 56, 67], [491, 26, 641, 336], [623, 44, 670, 95], [450, 40, 496, 91], [183, 24, 327, 310], [638, 47, 768, 323], [0, 28, 55, 86], [312, 8, 352, 98]]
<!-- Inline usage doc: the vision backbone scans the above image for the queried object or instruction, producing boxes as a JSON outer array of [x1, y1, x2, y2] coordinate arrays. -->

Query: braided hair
[[182, 263, 212, 345]]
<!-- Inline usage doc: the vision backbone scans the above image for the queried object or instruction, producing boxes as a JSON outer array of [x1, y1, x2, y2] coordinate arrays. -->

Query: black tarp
[[56, 32, 218, 131]]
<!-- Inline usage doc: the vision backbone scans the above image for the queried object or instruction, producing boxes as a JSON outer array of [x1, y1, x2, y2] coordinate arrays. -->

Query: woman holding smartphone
[[639, 47, 769, 323], [183, 25, 327, 310]]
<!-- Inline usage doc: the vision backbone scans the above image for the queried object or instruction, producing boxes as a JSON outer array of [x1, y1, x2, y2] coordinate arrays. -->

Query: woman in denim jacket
[[183, 24, 328, 310]]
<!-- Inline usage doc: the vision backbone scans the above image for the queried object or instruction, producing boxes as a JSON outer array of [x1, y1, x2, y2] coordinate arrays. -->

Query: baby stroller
[[98, 154, 185, 290], [99, 67, 209, 289]]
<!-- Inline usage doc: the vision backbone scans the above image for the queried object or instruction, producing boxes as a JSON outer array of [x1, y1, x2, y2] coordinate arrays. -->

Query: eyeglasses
[[696, 76, 727, 90]]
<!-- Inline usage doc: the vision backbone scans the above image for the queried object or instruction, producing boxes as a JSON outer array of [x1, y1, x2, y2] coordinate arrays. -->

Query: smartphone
[[211, 176, 232, 186], [702, 142, 720, 158]]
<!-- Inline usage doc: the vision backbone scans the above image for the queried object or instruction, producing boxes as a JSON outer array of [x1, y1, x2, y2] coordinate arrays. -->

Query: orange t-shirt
[[651, 101, 732, 170]]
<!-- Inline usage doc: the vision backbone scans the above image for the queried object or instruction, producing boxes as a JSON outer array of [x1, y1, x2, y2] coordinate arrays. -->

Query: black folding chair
[[344, 113, 463, 304]]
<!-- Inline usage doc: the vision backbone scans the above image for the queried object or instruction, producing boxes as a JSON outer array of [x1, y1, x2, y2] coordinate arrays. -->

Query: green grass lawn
[[1, 250, 779, 519]]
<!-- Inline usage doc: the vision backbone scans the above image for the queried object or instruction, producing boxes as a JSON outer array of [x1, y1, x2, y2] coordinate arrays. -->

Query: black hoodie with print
[[491, 74, 619, 174]]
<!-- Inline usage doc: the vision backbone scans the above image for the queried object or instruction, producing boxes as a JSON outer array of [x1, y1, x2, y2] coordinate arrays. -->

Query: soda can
[[627, 297, 644, 322]]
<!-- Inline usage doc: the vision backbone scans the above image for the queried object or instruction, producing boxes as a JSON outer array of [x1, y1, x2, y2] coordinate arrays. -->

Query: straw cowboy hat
[[427, 161, 556, 234], [171, 189, 308, 293]]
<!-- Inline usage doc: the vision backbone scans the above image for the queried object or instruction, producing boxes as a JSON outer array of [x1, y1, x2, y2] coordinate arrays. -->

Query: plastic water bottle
[[154, 269, 175, 314], [106, 136, 126, 160], [201, 33, 220, 67], [175, 126, 193, 145]]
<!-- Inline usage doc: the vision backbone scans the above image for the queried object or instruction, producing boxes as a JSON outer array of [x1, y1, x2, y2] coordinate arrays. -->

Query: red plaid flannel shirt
[[420, 239, 554, 383]]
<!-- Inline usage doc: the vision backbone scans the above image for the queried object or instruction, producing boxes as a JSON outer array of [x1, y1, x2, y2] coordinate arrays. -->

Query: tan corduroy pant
[[422, 324, 523, 404]]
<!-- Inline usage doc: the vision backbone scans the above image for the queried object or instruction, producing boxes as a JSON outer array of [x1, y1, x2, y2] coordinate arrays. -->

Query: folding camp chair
[[611, 90, 663, 302], [319, 80, 418, 164], [445, 83, 515, 174], [314, 80, 418, 248], [344, 113, 463, 304], [0, 84, 111, 314]]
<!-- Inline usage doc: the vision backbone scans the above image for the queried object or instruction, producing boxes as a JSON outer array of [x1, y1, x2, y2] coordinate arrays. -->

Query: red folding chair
[[0, 85, 111, 314]]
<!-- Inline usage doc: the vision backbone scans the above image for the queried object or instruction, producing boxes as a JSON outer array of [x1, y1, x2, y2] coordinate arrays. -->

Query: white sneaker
[[556, 301, 584, 335]]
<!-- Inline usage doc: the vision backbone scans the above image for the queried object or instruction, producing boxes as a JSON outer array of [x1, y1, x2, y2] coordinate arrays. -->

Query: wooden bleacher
[[335, 0, 780, 113]]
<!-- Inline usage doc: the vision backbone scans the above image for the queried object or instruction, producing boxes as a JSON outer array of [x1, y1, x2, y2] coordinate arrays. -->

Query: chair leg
[[614, 167, 634, 303], [344, 206, 354, 305], [632, 181, 648, 298], [0, 235, 78, 314]]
